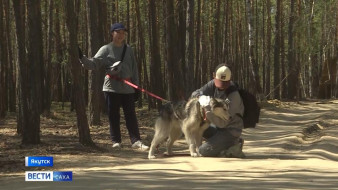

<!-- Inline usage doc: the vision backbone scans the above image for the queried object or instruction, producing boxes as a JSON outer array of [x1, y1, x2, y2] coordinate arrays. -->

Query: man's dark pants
[[104, 92, 141, 144], [199, 126, 239, 157]]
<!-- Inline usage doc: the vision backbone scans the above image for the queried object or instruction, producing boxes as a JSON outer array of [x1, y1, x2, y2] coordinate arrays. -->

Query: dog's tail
[[185, 98, 204, 120]]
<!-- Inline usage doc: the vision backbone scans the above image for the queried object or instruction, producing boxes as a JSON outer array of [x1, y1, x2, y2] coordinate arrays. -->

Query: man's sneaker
[[224, 143, 246, 158], [219, 140, 245, 158], [132, 140, 149, 151], [112, 142, 122, 149]]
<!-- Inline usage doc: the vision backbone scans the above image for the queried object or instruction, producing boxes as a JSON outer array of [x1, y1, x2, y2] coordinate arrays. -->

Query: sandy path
[[1, 100, 337, 189]]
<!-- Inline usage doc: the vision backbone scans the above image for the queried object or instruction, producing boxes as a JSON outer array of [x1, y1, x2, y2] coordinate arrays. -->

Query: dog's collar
[[202, 108, 207, 121]]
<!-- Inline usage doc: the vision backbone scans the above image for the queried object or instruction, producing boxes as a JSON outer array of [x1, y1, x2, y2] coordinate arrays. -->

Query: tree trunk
[[175, 0, 186, 100], [227, 0, 234, 73], [98, 0, 108, 44], [13, 0, 26, 134], [235, 1, 246, 85], [126, 0, 130, 43], [287, 0, 298, 100], [20, 0, 44, 144], [246, 0, 262, 95], [265, 0, 272, 99], [53, 3, 63, 102], [200, 0, 208, 85], [111, 0, 117, 23], [273, 0, 281, 99], [134, 0, 147, 107], [261, 0, 266, 95], [223, 0, 230, 64], [44, 0, 54, 114], [177, 0, 186, 88], [194, 0, 201, 88], [185, 0, 195, 98], [165, 0, 178, 100], [4, 0, 16, 113], [87, 0, 102, 126], [29, 0, 44, 113], [280, 0, 286, 99], [335, 0, 338, 98], [96, 1, 106, 114], [148, 0, 164, 108], [214, 0, 221, 66], [297, 0, 304, 99], [308, 0, 316, 98], [0, 0, 7, 118], [63, 0, 94, 146]]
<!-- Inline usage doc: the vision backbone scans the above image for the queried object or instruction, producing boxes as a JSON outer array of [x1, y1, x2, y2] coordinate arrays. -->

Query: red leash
[[123, 79, 168, 102], [107, 75, 169, 102]]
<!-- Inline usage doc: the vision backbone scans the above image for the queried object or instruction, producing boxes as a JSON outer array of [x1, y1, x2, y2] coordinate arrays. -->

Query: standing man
[[79, 23, 148, 151]]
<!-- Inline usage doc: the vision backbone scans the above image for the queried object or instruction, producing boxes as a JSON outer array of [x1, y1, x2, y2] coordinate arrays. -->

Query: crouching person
[[191, 64, 245, 158]]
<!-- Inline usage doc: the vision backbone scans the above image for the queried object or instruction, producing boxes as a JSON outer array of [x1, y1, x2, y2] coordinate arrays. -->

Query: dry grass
[[0, 102, 159, 174]]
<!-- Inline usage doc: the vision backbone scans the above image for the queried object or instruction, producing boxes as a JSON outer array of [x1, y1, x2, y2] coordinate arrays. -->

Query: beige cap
[[215, 66, 231, 81]]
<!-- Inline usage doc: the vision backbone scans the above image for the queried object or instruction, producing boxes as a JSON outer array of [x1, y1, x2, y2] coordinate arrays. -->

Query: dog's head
[[209, 98, 231, 121], [209, 98, 230, 110]]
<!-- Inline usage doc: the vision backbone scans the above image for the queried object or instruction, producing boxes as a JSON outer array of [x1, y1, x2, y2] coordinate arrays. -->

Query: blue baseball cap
[[110, 23, 127, 33]]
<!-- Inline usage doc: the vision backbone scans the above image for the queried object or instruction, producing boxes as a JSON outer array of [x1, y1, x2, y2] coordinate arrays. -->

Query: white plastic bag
[[198, 95, 211, 107], [107, 61, 122, 75]]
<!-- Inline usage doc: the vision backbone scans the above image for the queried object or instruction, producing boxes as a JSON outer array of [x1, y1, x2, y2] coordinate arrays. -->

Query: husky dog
[[148, 97, 230, 159], [182, 97, 230, 157], [148, 101, 186, 159]]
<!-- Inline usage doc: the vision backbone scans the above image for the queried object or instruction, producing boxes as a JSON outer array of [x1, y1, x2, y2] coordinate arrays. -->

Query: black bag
[[109, 44, 139, 102], [107, 44, 127, 75], [225, 84, 260, 128]]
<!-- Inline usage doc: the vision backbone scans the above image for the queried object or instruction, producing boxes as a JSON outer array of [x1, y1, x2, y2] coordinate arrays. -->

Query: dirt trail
[[1, 100, 338, 189]]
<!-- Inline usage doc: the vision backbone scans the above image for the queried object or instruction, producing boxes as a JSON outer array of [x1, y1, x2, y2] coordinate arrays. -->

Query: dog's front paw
[[191, 152, 199, 157], [148, 155, 156, 159], [166, 150, 174, 156], [148, 148, 157, 159], [189, 144, 199, 157]]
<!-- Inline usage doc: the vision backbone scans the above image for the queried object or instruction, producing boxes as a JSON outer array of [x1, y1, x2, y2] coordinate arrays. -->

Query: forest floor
[[0, 99, 338, 190]]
